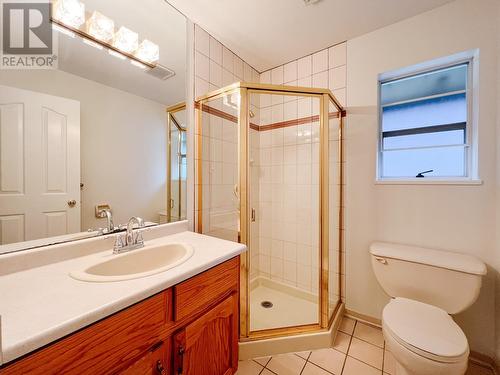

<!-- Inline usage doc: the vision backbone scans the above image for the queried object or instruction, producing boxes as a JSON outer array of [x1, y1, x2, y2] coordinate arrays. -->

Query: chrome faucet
[[98, 209, 115, 233], [113, 217, 145, 254]]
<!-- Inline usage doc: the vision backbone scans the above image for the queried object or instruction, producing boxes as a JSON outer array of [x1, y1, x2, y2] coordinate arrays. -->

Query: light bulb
[[53, 0, 85, 28], [113, 26, 138, 54], [135, 39, 159, 63], [87, 11, 114, 43]]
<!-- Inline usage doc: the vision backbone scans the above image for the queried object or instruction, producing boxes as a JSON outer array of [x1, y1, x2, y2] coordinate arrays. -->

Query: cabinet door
[[121, 340, 170, 375], [173, 293, 238, 375]]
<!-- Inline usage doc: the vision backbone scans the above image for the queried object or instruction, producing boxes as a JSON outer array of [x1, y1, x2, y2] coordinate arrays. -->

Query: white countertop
[[0, 228, 246, 364]]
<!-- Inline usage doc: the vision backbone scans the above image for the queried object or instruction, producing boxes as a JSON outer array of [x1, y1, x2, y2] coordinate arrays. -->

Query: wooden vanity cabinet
[[122, 340, 170, 375], [0, 256, 240, 375], [173, 293, 238, 375]]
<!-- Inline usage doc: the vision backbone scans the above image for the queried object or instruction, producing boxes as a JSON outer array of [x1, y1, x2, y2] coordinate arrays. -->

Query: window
[[378, 59, 475, 180]]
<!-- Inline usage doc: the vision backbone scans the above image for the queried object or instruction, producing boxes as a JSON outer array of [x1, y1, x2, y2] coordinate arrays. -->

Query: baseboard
[[344, 308, 381, 327], [469, 351, 499, 375]]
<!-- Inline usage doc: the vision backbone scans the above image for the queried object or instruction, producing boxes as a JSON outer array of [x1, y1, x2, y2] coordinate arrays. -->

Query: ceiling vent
[[145, 64, 176, 80]]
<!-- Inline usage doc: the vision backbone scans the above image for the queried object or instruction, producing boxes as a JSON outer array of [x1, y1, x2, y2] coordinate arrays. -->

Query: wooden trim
[[174, 257, 239, 321]]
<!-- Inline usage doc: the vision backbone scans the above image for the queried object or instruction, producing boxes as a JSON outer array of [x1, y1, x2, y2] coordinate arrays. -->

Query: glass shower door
[[247, 90, 322, 332], [167, 106, 187, 223]]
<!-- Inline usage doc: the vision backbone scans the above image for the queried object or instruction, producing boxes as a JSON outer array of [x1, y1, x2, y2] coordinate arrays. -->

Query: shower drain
[[261, 301, 273, 308]]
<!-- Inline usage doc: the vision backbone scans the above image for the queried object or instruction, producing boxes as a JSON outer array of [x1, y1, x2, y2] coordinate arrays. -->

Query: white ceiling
[[167, 0, 456, 72], [58, 0, 186, 105]]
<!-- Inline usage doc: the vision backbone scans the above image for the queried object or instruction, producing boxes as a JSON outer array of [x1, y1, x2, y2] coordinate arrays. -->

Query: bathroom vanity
[[0, 222, 245, 375]]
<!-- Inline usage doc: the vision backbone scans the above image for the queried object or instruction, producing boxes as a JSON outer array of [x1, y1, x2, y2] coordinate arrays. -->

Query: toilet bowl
[[383, 298, 469, 375], [370, 242, 486, 375]]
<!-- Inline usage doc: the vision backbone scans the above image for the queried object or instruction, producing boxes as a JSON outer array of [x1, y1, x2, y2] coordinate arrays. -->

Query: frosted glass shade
[[113, 26, 139, 54], [87, 11, 114, 43], [135, 39, 159, 63], [53, 0, 85, 28]]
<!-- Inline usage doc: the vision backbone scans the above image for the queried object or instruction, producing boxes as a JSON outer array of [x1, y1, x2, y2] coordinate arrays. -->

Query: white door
[[0, 85, 80, 245]]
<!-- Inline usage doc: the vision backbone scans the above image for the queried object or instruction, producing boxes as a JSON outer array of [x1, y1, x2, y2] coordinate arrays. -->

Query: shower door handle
[[251, 208, 256, 222]]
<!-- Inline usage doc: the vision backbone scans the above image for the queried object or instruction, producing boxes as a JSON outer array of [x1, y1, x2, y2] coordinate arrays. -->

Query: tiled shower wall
[[193, 27, 346, 300], [254, 42, 347, 299], [194, 25, 260, 97]]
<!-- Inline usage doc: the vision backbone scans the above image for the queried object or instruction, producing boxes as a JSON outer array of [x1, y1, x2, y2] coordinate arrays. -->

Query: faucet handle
[[135, 231, 144, 246], [114, 234, 124, 250]]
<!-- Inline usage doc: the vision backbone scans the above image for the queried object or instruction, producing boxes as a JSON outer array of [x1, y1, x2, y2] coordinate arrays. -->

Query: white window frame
[[376, 50, 481, 185]]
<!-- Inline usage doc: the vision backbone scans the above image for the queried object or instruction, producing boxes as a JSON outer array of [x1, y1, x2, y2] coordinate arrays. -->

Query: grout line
[[305, 360, 335, 375], [340, 320, 356, 374], [350, 335, 385, 349], [346, 354, 384, 372], [381, 346, 386, 374], [299, 355, 308, 375]]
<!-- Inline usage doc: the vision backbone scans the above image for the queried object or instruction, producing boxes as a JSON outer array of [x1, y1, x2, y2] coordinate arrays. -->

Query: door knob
[[67, 200, 77, 207]]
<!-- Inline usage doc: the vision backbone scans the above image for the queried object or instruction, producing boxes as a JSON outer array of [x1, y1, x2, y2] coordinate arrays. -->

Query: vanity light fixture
[[52, 23, 76, 38], [108, 49, 127, 60], [53, 0, 85, 29], [82, 38, 103, 50], [49, 1, 171, 74], [112, 26, 139, 54], [130, 60, 147, 69], [135, 39, 160, 64], [86, 11, 114, 43]]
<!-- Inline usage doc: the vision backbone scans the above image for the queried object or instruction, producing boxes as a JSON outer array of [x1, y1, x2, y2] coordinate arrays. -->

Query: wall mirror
[[0, 0, 187, 254]]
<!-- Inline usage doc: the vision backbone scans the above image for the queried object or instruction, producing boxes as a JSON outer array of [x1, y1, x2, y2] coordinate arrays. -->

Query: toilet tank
[[370, 242, 486, 314]]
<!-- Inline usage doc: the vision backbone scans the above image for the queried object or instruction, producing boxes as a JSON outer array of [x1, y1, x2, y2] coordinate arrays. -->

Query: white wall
[[345, 0, 498, 358], [0, 70, 167, 230]]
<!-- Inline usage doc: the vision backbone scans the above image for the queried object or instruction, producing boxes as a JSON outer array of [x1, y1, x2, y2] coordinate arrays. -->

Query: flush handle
[[375, 257, 388, 265]]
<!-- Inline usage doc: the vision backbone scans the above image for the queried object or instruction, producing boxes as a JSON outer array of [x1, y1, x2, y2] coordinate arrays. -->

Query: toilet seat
[[383, 298, 469, 363]]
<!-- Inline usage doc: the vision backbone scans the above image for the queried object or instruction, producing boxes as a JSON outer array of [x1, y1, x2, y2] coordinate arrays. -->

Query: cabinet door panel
[[121, 340, 170, 375], [174, 293, 238, 375]]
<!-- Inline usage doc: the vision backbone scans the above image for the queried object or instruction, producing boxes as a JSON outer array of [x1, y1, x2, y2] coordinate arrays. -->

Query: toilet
[[370, 242, 487, 375]]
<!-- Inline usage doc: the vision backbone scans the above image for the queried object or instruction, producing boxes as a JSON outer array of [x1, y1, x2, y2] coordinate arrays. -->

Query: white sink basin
[[70, 243, 194, 282]]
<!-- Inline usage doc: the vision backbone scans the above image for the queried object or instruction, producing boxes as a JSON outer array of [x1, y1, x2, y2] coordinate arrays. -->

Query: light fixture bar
[[50, 17, 157, 69]]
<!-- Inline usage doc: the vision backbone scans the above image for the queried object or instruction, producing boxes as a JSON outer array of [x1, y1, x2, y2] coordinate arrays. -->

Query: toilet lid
[[383, 298, 469, 362]]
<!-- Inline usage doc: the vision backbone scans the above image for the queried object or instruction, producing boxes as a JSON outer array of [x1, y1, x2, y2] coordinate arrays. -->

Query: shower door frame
[[194, 82, 345, 341], [167, 102, 187, 223]]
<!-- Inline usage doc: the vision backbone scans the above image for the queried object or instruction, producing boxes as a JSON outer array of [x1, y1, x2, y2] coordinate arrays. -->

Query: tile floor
[[250, 285, 318, 331], [237, 316, 494, 375]]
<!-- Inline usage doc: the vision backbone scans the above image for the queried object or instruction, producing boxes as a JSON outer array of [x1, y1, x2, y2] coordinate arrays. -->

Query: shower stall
[[167, 103, 187, 223], [194, 82, 344, 342]]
